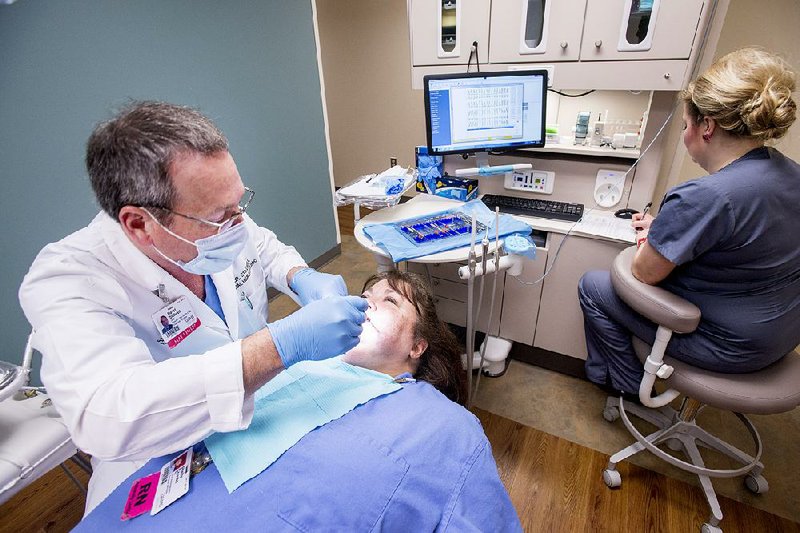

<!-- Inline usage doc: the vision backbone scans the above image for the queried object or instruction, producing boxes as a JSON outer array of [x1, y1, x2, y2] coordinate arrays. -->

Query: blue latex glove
[[289, 268, 348, 306], [267, 295, 368, 368]]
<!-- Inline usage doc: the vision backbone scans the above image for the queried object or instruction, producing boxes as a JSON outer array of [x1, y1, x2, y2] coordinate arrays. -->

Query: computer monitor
[[423, 70, 548, 156]]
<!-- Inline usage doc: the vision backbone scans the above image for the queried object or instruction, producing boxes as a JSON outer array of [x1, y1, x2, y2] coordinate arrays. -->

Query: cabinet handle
[[560, 41, 568, 49], [663, 72, 671, 79], [594, 40, 602, 48], [433, 279, 440, 286]]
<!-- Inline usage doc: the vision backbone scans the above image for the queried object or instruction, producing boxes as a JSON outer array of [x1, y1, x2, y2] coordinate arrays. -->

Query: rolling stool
[[601, 246, 800, 533]]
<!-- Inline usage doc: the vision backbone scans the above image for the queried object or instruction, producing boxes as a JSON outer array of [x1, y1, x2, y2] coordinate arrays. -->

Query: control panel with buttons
[[505, 170, 555, 194]]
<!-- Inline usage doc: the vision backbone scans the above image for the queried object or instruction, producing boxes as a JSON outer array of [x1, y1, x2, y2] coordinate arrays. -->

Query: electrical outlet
[[593, 169, 626, 207], [505, 170, 555, 194]]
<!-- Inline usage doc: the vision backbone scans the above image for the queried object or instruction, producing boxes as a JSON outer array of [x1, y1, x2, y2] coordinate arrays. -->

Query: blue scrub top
[[203, 275, 226, 324], [648, 147, 800, 363], [75, 380, 521, 532]]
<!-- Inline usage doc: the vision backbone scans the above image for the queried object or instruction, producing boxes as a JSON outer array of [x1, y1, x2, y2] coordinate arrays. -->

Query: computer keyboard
[[481, 194, 584, 222]]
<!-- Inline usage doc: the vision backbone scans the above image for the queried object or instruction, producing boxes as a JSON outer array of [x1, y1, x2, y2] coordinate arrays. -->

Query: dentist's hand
[[267, 295, 368, 368], [289, 268, 348, 306]]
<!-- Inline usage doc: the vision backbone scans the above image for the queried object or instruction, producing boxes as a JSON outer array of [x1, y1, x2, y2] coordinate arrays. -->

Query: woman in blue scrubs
[[580, 48, 800, 395]]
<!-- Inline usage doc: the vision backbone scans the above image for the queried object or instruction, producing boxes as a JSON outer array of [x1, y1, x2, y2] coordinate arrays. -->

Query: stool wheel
[[602, 406, 620, 422], [701, 523, 722, 533], [603, 469, 621, 488], [745, 473, 769, 494]]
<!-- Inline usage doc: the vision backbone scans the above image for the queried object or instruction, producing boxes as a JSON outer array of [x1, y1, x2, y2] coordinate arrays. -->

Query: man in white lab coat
[[18, 101, 368, 514]]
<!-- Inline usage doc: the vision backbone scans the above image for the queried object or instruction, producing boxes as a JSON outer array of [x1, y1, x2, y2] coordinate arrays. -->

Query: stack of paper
[[574, 212, 636, 243]]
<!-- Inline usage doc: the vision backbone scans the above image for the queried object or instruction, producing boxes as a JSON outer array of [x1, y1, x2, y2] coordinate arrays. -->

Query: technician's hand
[[289, 268, 348, 306], [631, 213, 654, 232], [266, 295, 368, 368]]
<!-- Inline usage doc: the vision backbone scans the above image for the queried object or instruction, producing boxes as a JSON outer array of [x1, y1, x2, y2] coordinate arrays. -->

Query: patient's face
[[343, 279, 420, 374]]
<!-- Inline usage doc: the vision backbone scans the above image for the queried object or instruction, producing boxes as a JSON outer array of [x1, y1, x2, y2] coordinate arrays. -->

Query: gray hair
[[86, 101, 229, 220]]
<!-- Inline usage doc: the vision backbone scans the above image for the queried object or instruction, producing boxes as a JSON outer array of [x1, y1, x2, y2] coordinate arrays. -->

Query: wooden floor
[[2, 408, 797, 533], [0, 460, 89, 533], [475, 408, 799, 533], [337, 203, 371, 236]]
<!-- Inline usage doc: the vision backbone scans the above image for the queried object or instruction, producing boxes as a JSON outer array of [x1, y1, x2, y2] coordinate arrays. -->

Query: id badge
[[120, 448, 194, 521], [150, 448, 193, 515], [152, 296, 202, 349]]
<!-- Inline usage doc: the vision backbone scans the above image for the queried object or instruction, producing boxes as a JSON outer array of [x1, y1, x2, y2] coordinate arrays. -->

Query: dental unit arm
[[461, 209, 536, 406], [457, 233, 535, 280]]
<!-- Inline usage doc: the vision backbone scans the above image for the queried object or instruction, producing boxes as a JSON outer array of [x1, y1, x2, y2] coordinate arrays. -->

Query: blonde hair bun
[[684, 48, 797, 142]]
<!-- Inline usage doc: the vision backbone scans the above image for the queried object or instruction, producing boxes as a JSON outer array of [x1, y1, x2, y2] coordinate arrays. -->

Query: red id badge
[[151, 296, 202, 349]]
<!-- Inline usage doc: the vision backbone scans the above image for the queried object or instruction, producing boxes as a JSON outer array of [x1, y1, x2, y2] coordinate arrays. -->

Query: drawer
[[434, 290, 503, 336]]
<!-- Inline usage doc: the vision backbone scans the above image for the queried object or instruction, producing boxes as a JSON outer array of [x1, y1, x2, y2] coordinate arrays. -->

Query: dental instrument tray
[[362, 200, 532, 263], [397, 212, 487, 244]]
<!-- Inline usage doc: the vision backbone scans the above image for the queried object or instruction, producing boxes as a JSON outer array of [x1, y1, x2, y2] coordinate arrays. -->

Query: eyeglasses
[[146, 187, 255, 233]]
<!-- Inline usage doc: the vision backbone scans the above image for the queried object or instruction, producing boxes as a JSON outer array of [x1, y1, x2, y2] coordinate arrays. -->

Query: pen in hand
[[632, 202, 653, 232]]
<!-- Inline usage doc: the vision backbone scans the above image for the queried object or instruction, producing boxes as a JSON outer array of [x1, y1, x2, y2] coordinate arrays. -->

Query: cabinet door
[[533, 234, 627, 359], [489, 0, 586, 63], [407, 261, 504, 335], [409, 0, 491, 67], [580, 0, 704, 62], [498, 254, 547, 345]]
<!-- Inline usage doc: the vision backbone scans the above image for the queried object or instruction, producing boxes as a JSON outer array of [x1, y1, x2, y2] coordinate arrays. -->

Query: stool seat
[[633, 338, 800, 415], [607, 246, 800, 530]]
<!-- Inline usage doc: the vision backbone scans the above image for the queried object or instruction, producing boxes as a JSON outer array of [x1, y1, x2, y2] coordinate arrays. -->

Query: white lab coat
[[18, 211, 306, 514]]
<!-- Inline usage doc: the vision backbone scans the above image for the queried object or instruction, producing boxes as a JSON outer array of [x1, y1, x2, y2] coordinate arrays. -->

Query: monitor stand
[[454, 151, 531, 177]]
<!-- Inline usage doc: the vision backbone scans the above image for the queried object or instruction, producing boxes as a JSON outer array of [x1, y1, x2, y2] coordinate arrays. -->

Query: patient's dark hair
[[362, 271, 467, 405]]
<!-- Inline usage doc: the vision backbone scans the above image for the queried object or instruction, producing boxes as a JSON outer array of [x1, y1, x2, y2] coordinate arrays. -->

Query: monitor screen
[[424, 70, 548, 156]]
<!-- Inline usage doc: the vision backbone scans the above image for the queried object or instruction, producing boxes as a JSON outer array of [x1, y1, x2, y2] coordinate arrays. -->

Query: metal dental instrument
[[472, 228, 490, 368], [474, 207, 501, 397], [465, 216, 477, 408], [466, 226, 491, 404]]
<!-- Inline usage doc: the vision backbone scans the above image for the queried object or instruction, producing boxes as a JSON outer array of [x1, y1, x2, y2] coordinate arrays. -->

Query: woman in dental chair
[[76, 270, 522, 532], [579, 47, 800, 397]]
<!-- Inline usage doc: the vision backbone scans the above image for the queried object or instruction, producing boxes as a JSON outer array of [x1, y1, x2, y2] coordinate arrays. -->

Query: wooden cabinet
[[580, 0, 705, 62], [489, 0, 587, 63], [533, 233, 627, 359], [407, 233, 626, 361], [498, 254, 547, 345], [409, 0, 711, 90], [407, 260, 505, 335], [409, 0, 491, 66]]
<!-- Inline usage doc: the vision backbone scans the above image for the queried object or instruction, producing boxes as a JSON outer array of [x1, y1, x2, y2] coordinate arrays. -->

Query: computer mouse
[[614, 208, 639, 219]]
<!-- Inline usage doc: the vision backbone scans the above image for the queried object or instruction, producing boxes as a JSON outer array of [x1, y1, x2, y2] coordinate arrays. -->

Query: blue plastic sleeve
[[478, 165, 515, 176]]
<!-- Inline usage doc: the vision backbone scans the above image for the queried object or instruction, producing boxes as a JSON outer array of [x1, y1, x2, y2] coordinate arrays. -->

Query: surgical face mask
[[145, 209, 249, 275]]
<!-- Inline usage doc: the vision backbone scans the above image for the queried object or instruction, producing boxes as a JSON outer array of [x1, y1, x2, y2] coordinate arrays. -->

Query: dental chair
[[0, 333, 90, 506], [601, 246, 800, 533]]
